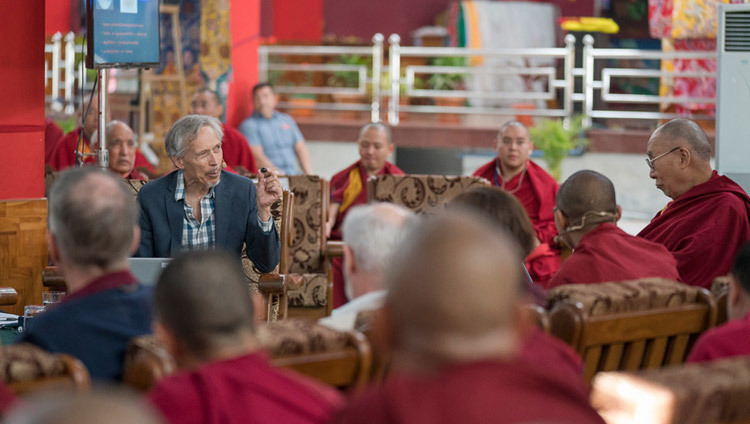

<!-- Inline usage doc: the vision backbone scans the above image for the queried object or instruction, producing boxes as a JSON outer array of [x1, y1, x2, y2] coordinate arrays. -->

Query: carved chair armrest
[[42, 266, 66, 290], [257, 274, 305, 295], [0, 288, 18, 306], [325, 241, 344, 259]]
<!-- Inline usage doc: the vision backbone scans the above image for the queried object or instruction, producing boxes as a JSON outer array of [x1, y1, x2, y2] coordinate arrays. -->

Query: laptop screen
[[128, 258, 171, 287]]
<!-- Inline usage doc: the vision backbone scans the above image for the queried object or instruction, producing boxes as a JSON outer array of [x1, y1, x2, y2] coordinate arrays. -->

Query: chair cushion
[[547, 278, 701, 317], [287, 274, 327, 308], [288, 175, 325, 274], [0, 343, 65, 383], [123, 179, 148, 199], [242, 197, 284, 284], [257, 319, 350, 356], [368, 175, 491, 215]]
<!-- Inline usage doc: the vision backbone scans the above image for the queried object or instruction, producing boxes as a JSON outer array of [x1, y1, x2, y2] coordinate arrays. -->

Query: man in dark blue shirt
[[21, 167, 152, 382]]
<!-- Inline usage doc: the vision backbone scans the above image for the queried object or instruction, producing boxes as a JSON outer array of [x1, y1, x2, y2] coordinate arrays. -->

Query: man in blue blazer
[[136, 115, 280, 272]]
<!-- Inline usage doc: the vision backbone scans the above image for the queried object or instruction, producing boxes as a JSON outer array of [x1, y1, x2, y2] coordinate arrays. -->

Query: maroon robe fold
[[332, 357, 604, 424], [687, 311, 750, 363], [221, 123, 257, 173], [525, 242, 561, 289], [473, 159, 559, 244], [638, 172, 750, 289], [44, 118, 64, 165], [329, 160, 404, 308], [148, 352, 343, 424], [549, 223, 681, 288]]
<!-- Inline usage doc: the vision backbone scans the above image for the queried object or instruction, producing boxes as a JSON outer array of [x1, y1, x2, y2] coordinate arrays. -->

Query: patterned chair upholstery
[[122, 179, 149, 199], [242, 190, 294, 285], [592, 356, 750, 424], [367, 174, 491, 215], [122, 319, 371, 391], [1, 343, 90, 395], [547, 278, 718, 381]]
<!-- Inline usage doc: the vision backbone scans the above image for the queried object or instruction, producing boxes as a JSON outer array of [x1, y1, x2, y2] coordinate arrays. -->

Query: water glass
[[42, 291, 65, 308]]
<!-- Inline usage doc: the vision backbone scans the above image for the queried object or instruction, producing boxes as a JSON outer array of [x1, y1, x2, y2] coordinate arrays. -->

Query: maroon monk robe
[[525, 242, 561, 289], [44, 118, 64, 165], [687, 311, 750, 363], [520, 327, 587, 392], [638, 172, 750, 289], [148, 352, 343, 424], [48, 126, 156, 174], [549, 223, 681, 288], [221, 123, 257, 173], [329, 160, 404, 308], [474, 159, 559, 244], [332, 358, 604, 424]]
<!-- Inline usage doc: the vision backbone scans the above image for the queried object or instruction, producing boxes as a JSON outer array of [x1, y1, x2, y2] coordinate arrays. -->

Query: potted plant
[[427, 56, 467, 123], [328, 54, 371, 119], [529, 115, 588, 181]]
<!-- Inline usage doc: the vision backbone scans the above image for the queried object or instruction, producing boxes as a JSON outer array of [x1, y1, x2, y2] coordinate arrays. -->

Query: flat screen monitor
[[86, 0, 161, 68]]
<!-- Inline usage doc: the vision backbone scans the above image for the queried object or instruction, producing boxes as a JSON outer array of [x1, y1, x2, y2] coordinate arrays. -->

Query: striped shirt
[[175, 170, 216, 251]]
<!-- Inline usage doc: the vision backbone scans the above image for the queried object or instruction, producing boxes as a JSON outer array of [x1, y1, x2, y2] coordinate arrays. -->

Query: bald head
[[556, 170, 617, 229], [154, 250, 255, 359], [650, 118, 712, 161], [386, 212, 522, 365]]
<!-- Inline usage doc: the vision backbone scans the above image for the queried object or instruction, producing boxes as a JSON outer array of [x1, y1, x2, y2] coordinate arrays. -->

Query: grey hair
[[653, 118, 712, 160], [48, 167, 138, 268], [165, 115, 223, 158], [342, 203, 416, 278], [358, 122, 392, 144], [497, 120, 529, 138], [104, 120, 136, 147]]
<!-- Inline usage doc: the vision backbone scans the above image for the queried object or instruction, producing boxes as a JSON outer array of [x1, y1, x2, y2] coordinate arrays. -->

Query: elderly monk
[[104, 121, 147, 180], [549, 170, 681, 288], [638, 118, 750, 288], [49, 96, 154, 174], [20, 167, 152, 381], [190, 87, 257, 174], [135, 115, 281, 267], [473, 120, 559, 245], [332, 213, 604, 424], [688, 242, 750, 362], [148, 250, 343, 424]]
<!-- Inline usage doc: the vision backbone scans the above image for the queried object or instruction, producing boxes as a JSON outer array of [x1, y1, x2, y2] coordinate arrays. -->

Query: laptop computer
[[128, 257, 171, 287]]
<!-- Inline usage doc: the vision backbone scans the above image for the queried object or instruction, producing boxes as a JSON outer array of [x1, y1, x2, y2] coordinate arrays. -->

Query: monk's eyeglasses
[[645, 146, 680, 170]]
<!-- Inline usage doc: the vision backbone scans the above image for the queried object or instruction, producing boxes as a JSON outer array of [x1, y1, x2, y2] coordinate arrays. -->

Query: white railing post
[[563, 34, 576, 127], [50, 32, 62, 110], [258, 45, 268, 83], [582, 34, 595, 128], [371, 33, 384, 123], [63, 32, 76, 108], [388, 33, 401, 125]]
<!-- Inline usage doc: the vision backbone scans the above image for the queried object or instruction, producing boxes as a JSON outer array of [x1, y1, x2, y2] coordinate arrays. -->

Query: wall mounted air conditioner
[[717, 3, 750, 195]]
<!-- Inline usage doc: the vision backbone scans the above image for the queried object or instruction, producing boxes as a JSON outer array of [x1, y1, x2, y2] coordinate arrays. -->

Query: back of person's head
[[154, 249, 255, 359], [164, 115, 223, 159], [732, 242, 750, 295], [4, 387, 164, 424], [342, 202, 416, 281], [386, 212, 522, 367], [652, 118, 712, 161], [556, 170, 618, 232], [48, 167, 137, 268], [450, 186, 536, 256]]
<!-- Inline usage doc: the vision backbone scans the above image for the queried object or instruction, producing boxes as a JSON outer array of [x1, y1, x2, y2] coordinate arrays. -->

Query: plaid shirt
[[175, 170, 216, 250]]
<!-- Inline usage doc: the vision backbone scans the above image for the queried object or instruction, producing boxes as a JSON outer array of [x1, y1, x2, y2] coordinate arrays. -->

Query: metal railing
[[44, 32, 93, 115]]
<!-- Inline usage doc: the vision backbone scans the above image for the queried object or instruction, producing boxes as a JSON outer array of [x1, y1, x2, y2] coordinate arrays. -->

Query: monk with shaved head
[[548, 170, 680, 288], [333, 213, 604, 424], [638, 118, 750, 288], [147, 249, 343, 424]]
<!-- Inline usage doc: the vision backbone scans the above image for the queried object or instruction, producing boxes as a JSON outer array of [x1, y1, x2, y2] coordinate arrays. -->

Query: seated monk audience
[[688, 242, 750, 363], [548, 170, 681, 288], [450, 186, 560, 291], [332, 213, 603, 424], [135, 115, 281, 264], [147, 249, 343, 424], [48, 96, 155, 175], [473, 120, 559, 245], [319, 202, 416, 331], [44, 117, 64, 165], [101, 120, 148, 180], [20, 167, 152, 382], [190, 87, 257, 174], [326, 123, 404, 307], [638, 118, 750, 288]]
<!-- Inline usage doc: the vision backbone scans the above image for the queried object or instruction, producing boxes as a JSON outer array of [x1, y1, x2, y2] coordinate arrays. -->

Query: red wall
[[273, 0, 323, 42], [45, 0, 73, 34], [226, 0, 261, 127], [0, 0, 45, 200]]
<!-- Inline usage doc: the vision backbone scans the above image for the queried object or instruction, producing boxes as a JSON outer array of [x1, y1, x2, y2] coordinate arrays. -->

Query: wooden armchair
[[2, 343, 90, 395], [122, 319, 371, 391], [547, 278, 717, 381], [712, 276, 731, 326], [366, 174, 491, 214], [592, 356, 750, 424]]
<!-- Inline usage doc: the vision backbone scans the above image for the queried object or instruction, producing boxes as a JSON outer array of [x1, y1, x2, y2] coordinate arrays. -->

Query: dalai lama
[[473, 121, 558, 244], [638, 118, 750, 289]]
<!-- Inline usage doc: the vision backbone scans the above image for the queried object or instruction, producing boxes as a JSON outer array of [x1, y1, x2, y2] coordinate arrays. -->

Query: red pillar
[[0, 0, 45, 200], [226, 0, 261, 128]]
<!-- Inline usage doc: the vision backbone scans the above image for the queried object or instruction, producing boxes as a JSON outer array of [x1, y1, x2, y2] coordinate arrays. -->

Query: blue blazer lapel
[[214, 173, 232, 248], [165, 171, 183, 256]]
